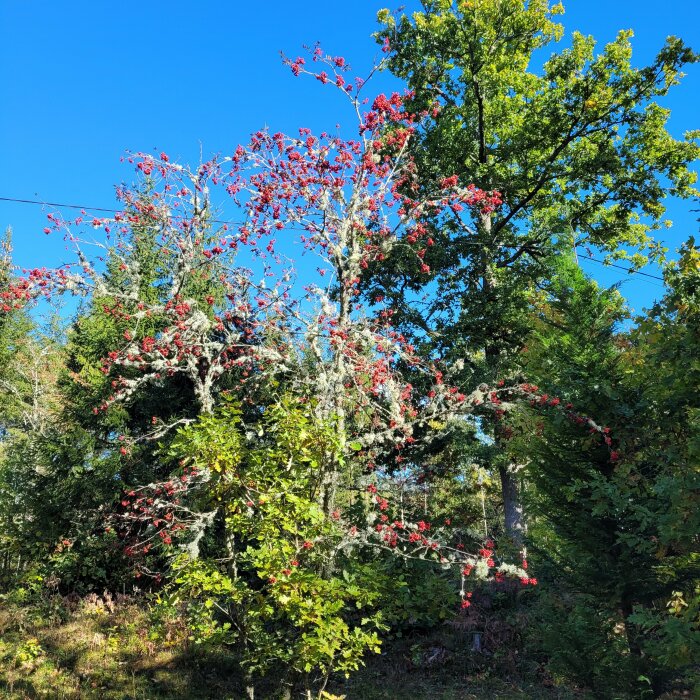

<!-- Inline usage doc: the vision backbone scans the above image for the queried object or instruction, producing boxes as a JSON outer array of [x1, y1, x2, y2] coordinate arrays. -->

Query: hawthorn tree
[[2, 47, 539, 601], [105, 49, 534, 576], [372, 0, 700, 544], [2, 38, 654, 693]]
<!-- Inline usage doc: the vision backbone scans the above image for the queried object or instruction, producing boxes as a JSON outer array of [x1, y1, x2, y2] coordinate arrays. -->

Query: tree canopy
[[0, 3, 698, 698]]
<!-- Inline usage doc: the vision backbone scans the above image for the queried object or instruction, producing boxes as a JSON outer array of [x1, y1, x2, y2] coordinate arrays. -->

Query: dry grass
[[0, 593, 242, 699], [6, 594, 688, 700]]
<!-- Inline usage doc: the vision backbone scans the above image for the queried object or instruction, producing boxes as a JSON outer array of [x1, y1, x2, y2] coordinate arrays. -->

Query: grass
[[0, 592, 589, 699], [0, 592, 694, 699], [0, 593, 244, 699], [328, 633, 593, 700]]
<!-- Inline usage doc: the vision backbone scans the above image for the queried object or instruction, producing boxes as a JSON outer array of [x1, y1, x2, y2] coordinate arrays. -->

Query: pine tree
[[514, 252, 699, 693]]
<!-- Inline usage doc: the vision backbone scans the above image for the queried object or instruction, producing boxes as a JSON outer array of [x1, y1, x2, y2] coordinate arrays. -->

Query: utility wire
[[0, 195, 666, 282], [0, 195, 244, 226], [0, 196, 118, 215], [577, 253, 664, 282]]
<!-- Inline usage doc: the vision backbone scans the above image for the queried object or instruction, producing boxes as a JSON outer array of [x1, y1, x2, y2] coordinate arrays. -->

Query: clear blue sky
[[1, 0, 698, 314]]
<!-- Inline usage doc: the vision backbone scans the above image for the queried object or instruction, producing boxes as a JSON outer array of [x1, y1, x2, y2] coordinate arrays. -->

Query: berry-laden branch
[[2, 46, 507, 517], [9, 44, 624, 609]]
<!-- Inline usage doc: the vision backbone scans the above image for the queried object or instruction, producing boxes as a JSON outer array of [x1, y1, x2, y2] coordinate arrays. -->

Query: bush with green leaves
[[153, 397, 387, 699]]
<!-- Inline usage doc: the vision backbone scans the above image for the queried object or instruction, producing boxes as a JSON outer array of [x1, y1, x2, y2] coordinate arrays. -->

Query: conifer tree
[[513, 251, 699, 693]]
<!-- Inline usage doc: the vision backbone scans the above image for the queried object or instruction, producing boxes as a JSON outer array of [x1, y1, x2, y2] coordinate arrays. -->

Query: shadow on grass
[[0, 598, 601, 700], [2, 648, 249, 699], [0, 600, 251, 699]]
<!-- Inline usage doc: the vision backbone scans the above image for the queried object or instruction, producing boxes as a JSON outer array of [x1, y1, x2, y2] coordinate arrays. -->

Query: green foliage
[[516, 250, 700, 694], [629, 587, 700, 673], [528, 589, 637, 694], [368, 0, 699, 553], [0, 192, 240, 591], [371, 0, 700, 351], [377, 0, 698, 255], [0, 8, 698, 696], [378, 558, 460, 631], [158, 397, 387, 695]]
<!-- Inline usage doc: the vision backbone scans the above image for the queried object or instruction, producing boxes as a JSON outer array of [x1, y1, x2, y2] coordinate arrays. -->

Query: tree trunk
[[498, 464, 525, 548], [480, 210, 527, 547], [194, 375, 214, 415]]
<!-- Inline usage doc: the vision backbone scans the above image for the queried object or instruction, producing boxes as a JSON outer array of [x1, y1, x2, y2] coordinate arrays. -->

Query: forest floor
[[0, 593, 687, 700]]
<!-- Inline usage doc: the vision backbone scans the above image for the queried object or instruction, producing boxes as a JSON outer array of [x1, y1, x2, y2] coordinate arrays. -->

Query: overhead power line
[[577, 253, 664, 282], [0, 195, 244, 226], [0, 196, 118, 214], [0, 195, 666, 282]]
